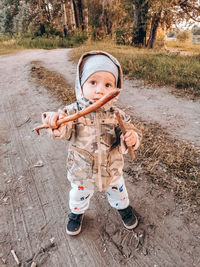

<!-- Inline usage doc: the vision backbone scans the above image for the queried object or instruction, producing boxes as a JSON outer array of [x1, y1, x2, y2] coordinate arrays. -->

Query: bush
[[177, 30, 192, 42], [70, 29, 88, 44], [114, 26, 132, 45], [191, 26, 200, 35], [167, 30, 177, 38], [88, 27, 107, 41]]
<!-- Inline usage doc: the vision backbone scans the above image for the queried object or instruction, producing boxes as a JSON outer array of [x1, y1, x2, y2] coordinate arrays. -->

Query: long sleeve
[[114, 108, 142, 153]]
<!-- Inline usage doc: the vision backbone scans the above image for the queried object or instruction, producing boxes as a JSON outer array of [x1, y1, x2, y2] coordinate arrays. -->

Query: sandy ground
[[0, 49, 199, 267]]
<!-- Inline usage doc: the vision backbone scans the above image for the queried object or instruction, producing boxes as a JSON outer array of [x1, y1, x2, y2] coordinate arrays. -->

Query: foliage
[[191, 25, 200, 35], [0, 0, 199, 49], [132, 0, 200, 47], [167, 30, 177, 38], [114, 26, 132, 45], [176, 30, 192, 42]]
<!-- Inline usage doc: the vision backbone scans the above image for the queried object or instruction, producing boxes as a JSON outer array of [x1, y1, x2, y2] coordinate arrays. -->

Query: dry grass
[[165, 40, 200, 54], [0, 48, 21, 55], [30, 62, 200, 211], [125, 117, 200, 209], [30, 61, 76, 105]]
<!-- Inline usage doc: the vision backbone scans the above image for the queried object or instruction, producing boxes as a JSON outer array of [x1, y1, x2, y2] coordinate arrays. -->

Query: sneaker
[[118, 206, 138, 230], [66, 213, 84, 235]]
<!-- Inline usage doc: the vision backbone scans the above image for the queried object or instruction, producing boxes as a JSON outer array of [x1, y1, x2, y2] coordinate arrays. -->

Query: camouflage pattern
[[62, 51, 142, 191]]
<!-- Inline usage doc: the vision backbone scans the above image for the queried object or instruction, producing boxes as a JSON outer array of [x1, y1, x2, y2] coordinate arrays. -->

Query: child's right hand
[[42, 111, 60, 128], [41, 110, 69, 139], [42, 109, 66, 128]]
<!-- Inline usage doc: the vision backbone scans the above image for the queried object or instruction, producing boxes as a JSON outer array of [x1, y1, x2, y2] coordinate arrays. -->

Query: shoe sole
[[66, 226, 82, 236], [66, 215, 84, 236], [123, 217, 138, 230]]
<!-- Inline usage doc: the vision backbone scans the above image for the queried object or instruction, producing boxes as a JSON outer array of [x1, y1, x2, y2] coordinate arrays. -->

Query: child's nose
[[95, 84, 104, 94]]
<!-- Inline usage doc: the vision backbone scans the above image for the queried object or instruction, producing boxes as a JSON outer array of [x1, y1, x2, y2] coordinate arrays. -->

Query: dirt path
[[0, 49, 199, 267]]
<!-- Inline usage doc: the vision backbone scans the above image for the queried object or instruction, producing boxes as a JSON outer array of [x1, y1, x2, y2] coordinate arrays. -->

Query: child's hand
[[121, 130, 137, 147], [42, 110, 66, 129], [42, 110, 69, 139], [42, 112, 59, 128]]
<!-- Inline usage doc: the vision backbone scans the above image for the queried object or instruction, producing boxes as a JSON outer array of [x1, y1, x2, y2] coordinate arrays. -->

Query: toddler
[[42, 51, 142, 235]]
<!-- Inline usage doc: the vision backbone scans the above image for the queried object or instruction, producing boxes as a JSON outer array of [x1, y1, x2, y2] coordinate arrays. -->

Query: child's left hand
[[121, 130, 137, 147]]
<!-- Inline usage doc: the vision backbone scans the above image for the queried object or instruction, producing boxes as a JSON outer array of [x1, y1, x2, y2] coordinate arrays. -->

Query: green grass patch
[[0, 31, 87, 52], [17, 36, 74, 49], [70, 41, 200, 98]]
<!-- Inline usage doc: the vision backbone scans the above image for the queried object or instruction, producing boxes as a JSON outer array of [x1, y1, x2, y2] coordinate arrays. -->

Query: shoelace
[[69, 213, 82, 221]]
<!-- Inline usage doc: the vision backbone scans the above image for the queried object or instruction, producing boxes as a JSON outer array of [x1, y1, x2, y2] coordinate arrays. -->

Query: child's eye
[[105, 83, 112, 88], [90, 81, 96, 85]]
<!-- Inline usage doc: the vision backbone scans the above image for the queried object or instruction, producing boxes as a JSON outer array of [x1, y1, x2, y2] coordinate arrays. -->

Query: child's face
[[82, 71, 116, 101]]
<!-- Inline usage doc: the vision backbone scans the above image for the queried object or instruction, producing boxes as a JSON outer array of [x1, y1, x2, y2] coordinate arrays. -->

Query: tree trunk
[[37, 0, 43, 21], [72, 0, 84, 30], [82, 0, 88, 30], [147, 12, 161, 49], [132, 0, 149, 46], [62, 1, 67, 26], [44, 0, 51, 22], [72, 0, 79, 28], [70, 0, 76, 30]]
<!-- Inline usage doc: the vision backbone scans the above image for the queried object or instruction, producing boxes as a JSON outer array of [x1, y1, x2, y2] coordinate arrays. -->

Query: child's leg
[[105, 176, 129, 209], [69, 181, 94, 214], [106, 177, 138, 229]]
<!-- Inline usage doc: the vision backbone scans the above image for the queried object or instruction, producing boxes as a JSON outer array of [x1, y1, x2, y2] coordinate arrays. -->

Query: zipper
[[95, 112, 102, 191]]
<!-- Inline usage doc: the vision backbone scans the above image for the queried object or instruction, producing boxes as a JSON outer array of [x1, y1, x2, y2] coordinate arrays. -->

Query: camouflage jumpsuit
[[61, 51, 142, 214]]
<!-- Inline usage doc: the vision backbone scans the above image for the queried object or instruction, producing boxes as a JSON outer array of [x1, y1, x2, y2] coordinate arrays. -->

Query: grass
[[0, 48, 21, 55], [0, 31, 87, 51], [166, 40, 200, 54], [124, 118, 200, 210], [70, 40, 200, 99], [0, 37, 22, 55], [18, 36, 74, 49]]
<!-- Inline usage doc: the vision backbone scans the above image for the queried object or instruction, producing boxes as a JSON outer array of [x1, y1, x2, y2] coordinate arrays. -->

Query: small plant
[[114, 26, 132, 45], [176, 30, 192, 42]]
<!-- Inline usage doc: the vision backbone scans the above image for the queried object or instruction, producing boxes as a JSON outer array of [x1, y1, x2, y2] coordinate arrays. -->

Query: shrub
[[114, 26, 132, 45], [176, 30, 192, 42], [167, 30, 177, 38]]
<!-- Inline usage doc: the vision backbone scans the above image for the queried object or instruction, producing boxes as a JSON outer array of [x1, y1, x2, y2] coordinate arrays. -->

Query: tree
[[132, 0, 200, 48], [132, 0, 149, 46]]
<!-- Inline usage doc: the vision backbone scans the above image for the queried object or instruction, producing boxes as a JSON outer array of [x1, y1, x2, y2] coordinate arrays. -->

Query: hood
[[74, 51, 123, 106]]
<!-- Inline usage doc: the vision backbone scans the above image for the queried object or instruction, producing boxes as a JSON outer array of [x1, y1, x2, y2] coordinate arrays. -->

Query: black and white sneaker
[[66, 213, 84, 235], [118, 206, 138, 230]]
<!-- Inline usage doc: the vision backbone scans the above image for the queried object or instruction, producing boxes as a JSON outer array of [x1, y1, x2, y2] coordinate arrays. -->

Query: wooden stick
[[34, 89, 121, 135], [115, 111, 135, 160], [11, 250, 20, 266]]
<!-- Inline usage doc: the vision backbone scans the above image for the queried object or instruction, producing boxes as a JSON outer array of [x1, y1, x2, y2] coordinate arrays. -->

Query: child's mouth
[[93, 97, 101, 101]]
